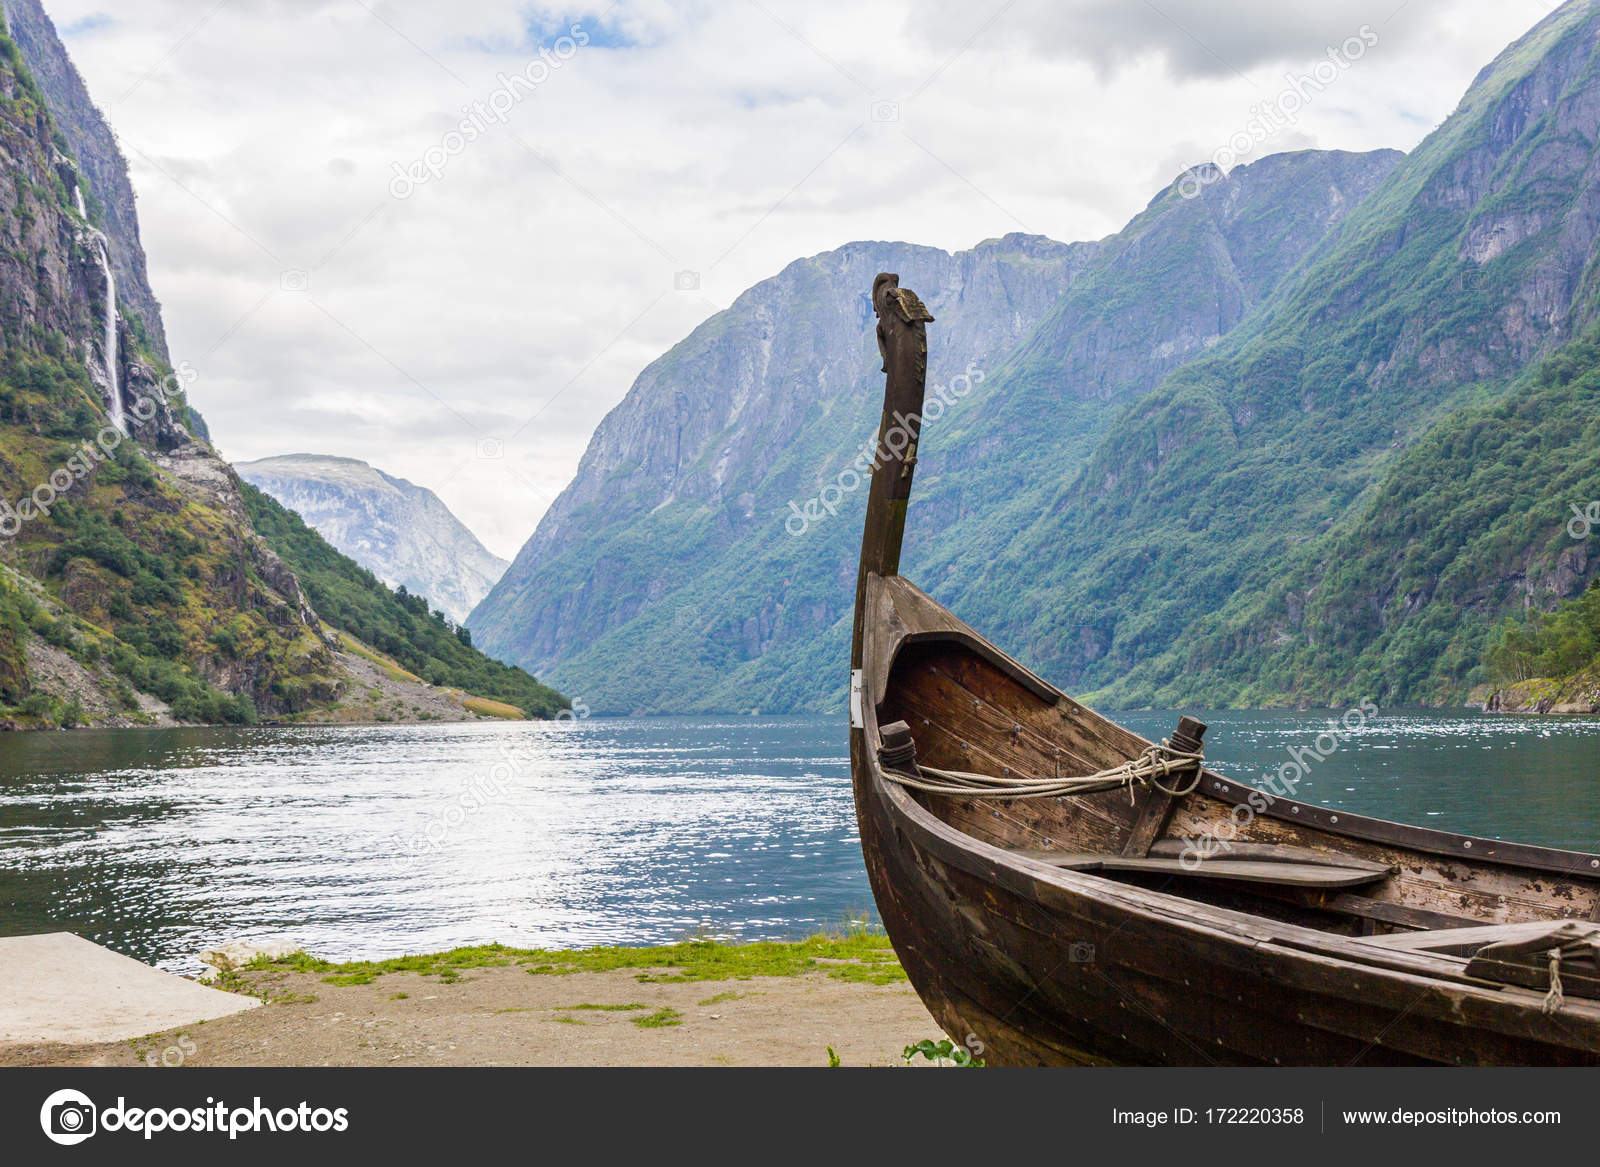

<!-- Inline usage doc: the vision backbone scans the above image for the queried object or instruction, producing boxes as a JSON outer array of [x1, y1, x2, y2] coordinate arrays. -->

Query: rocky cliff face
[[237, 454, 508, 624], [0, 8, 338, 723], [0, 42, 100, 375], [469, 147, 1401, 712], [2, 0, 167, 362], [496, 233, 1089, 577]]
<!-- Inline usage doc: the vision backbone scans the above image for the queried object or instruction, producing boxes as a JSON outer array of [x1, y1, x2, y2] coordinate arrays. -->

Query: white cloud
[[912, 0, 1448, 79], [42, 0, 1552, 557]]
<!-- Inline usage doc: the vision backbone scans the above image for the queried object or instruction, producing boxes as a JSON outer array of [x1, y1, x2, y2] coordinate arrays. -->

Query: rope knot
[[1543, 947, 1565, 1015]]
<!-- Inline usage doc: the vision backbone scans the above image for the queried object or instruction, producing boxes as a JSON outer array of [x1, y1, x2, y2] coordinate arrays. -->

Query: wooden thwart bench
[[1357, 919, 1600, 955], [1010, 847, 1392, 890], [1145, 839, 1391, 872], [1355, 919, 1600, 1002]]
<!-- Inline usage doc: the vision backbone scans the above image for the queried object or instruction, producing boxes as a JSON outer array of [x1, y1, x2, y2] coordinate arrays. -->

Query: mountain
[[480, 1, 1600, 716], [236, 454, 508, 624], [470, 149, 1401, 713], [1024, 0, 1600, 709], [1, 0, 167, 367], [0, 6, 564, 727], [240, 483, 563, 719]]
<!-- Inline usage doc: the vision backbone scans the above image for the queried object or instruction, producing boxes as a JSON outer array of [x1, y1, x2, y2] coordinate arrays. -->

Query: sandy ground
[[0, 963, 938, 1068]]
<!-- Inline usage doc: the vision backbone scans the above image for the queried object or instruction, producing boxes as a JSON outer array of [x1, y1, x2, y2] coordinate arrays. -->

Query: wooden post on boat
[[851, 273, 934, 686], [1121, 714, 1207, 856]]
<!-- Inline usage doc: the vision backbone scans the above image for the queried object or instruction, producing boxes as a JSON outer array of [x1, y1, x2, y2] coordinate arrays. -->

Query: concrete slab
[[0, 933, 260, 1044]]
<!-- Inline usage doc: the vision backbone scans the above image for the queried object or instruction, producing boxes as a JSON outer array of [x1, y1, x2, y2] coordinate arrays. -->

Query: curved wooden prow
[[851, 273, 934, 676]]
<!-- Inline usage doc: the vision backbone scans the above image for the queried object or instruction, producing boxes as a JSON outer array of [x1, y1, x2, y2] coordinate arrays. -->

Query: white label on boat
[[850, 669, 864, 729]]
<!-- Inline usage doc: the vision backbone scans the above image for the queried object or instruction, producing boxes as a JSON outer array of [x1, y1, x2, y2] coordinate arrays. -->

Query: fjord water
[[1, 711, 1597, 972]]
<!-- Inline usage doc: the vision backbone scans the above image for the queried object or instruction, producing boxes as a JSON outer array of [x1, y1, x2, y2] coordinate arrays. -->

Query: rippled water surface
[[2, 710, 1597, 970], [1120, 708, 1600, 850]]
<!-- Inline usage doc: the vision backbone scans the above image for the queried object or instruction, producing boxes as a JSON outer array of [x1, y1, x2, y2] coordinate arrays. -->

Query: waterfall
[[72, 176, 123, 430], [72, 185, 121, 430], [90, 233, 122, 432]]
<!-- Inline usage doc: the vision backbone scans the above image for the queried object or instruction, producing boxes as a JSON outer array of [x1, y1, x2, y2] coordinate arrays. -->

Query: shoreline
[[1, 935, 939, 1069], [1477, 678, 1600, 716], [18, 700, 1600, 736]]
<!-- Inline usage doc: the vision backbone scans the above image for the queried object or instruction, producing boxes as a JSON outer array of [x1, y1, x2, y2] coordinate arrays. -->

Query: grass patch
[[552, 1003, 648, 1012], [253, 930, 904, 988], [206, 968, 255, 996], [462, 695, 526, 720], [697, 990, 749, 1006], [253, 946, 514, 986], [522, 932, 905, 985], [208, 963, 318, 1005], [632, 1007, 683, 1029]]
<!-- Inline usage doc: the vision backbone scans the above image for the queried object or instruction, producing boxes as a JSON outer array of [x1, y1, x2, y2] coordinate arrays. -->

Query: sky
[[44, 0, 1559, 558]]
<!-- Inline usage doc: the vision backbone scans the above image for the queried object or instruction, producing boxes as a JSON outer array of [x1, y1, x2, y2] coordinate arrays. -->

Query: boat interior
[[875, 631, 1600, 1000]]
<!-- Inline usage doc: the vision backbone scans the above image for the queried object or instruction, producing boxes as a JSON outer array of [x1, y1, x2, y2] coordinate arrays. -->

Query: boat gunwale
[[859, 575, 1600, 1028], [858, 697, 1600, 1035]]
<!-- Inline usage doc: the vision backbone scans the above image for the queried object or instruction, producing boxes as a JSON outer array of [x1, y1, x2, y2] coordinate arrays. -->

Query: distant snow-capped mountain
[[236, 454, 508, 623]]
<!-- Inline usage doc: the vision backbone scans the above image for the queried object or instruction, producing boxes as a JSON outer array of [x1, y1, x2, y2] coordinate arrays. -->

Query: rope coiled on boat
[[878, 740, 1205, 802]]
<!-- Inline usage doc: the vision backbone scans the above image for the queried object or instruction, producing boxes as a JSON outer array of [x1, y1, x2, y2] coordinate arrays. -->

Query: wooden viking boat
[[848, 272, 1600, 1066]]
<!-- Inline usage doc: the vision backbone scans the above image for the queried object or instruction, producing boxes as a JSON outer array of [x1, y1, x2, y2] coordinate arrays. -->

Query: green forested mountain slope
[[0, 12, 302, 728], [1480, 578, 1600, 712], [1089, 329, 1600, 707], [243, 485, 564, 718], [980, 0, 1600, 709]]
